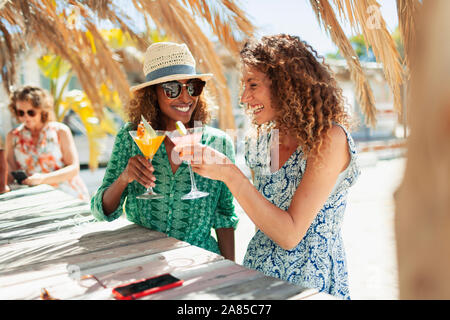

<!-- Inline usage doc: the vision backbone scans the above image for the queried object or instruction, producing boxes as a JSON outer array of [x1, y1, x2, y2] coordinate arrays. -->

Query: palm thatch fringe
[[0, 23, 25, 92], [0, 0, 254, 129], [311, 0, 377, 127], [183, 0, 255, 55], [396, 0, 421, 75], [345, 0, 404, 115], [316, 0, 406, 117], [0, 0, 419, 127]]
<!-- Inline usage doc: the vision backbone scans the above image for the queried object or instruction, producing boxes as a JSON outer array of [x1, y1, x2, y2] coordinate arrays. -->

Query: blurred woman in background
[[5, 85, 89, 201]]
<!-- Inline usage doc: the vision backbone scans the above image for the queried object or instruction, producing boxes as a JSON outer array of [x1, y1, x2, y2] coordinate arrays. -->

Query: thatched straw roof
[[311, 0, 414, 126], [0, 0, 417, 128], [0, 0, 254, 129]]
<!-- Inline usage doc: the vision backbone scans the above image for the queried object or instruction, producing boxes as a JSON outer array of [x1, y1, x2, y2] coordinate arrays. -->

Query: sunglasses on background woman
[[16, 109, 37, 117]]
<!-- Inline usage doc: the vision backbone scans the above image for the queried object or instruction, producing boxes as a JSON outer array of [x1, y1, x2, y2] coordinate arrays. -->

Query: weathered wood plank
[[286, 288, 323, 300], [0, 240, 195, 300], [0, 184, 92, 244], [85, 244, 224, 279], [147, 262, 264, 300], [148, 259, 317, 300], [0, 212, 94, 242], [0, 219, 114, 252], [72, 260, 240, 300], [1, 237, 189, 288], [0, 202, 90, 223], [0, 184, 53, 202], [1, 244, 224, 300], [0, 192, 86, 218], [300, 291, 338, 300], [0, 220, 168, 273], [195, 274, 311, 300], [0, 205, 91, 229], [77, 246, 226, 300]]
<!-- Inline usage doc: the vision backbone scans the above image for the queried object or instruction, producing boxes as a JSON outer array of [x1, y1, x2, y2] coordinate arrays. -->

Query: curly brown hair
[[8, 85, 56, 124], [240, 34, 352, 159], [126, 84, 212, 130]]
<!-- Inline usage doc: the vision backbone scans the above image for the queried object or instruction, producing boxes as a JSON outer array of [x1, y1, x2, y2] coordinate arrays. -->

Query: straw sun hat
[[130, 42, 213, 92]]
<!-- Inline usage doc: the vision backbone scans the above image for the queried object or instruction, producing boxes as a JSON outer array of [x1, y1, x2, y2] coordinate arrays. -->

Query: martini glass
[[129, 130, 166, 200], [166, 127, 209, 200]]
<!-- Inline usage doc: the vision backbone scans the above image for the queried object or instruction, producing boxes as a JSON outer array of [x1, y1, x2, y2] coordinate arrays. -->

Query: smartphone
[[112, 273, 183, 300], [11, 170, 28, 184]]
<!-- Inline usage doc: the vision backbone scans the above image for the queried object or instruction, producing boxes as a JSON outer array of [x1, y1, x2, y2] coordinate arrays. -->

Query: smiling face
[[15, 100, 43, 131], [156, 79, 200, 131], [240, 66, 276, 125]]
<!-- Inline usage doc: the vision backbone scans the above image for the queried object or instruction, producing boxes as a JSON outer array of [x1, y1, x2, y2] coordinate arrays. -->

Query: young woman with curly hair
[[91, 42, 238, 260], [178, 34, 360, 299]]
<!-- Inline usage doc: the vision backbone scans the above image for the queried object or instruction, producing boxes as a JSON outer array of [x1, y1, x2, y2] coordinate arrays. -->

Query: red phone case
[[112, 273, 183, 300]]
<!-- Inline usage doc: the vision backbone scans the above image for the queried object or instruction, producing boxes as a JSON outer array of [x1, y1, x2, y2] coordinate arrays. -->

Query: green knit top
[[91, 123, 238, 254]]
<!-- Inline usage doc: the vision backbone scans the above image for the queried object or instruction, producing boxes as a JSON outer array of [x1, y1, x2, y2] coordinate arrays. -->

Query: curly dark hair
[[240, 34, 352, 159], [8, 85, 55, 124], [126, 84, 212, 130]]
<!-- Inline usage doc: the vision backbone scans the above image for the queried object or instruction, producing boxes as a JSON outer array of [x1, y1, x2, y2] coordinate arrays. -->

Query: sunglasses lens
[[187, 80, 205, 97], [160, 80, 206, 99], [161, 82, 182, 99], [17, 109, 36, 117]]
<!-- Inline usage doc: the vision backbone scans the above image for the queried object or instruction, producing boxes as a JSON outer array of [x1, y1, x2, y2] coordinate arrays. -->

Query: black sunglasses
[[17, 109, 37, 117], [159, 79, 206, 99]]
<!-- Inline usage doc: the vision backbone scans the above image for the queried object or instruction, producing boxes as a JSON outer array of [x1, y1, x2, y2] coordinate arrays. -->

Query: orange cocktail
[[129, 124, 166, 200], [133, 135, 165, 160]]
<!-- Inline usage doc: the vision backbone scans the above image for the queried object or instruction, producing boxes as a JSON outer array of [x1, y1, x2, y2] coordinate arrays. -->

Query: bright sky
[[103, 0, 399, 56], [238, 0, 399, 55]]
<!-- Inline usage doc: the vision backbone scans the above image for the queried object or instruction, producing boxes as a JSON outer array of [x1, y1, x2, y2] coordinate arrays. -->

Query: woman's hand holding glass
[[175, 143, 233, 182], [166, 126, 210, 200], [121, 154, 156, 189]]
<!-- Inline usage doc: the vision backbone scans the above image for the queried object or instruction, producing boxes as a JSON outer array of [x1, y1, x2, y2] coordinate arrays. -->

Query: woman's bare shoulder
[[328, 124, 348, 144]]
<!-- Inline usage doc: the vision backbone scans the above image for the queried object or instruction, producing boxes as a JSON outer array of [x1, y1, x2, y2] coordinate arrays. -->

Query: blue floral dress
[[242, 125, 360, 300]]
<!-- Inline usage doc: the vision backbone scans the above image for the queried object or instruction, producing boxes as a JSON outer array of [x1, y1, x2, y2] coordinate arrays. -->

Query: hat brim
[[130, 73, 213, 92]]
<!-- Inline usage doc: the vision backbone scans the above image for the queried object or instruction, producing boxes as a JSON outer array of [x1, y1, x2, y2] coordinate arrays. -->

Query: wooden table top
[[0, 185, 334, 300]]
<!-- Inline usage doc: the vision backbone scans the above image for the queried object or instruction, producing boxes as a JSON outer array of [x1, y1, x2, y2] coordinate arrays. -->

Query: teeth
[[251, 105, 264, 113], [174, 106, 190, 112]]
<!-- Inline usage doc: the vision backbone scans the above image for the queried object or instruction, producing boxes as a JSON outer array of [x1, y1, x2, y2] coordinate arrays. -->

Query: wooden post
[[395, 0, 450, 299], [0, 148, 8, 194]]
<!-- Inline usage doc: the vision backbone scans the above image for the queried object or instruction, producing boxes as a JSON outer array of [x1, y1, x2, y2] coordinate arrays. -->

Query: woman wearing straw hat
[[90, 42, 238, 260], [177, 34, 361, 299]]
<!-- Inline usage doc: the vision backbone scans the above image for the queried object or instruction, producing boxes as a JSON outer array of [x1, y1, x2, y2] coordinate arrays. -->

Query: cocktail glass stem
[[187, 163, 199, 193], [136, 157, 163, 200], [166, 127, 209, 200], [180, 160, 209, 200]]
